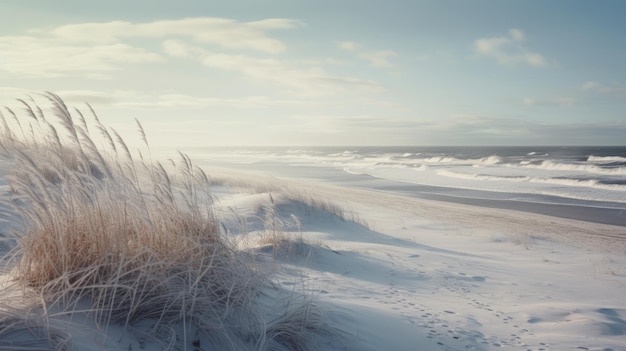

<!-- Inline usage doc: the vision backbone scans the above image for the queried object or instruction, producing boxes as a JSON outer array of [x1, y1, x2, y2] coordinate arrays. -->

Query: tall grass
[[0, 92, 336, 350], [208, 172, 369, 228]]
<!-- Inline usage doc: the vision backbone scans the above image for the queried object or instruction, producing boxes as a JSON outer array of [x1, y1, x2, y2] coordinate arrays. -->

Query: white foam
[[422, 156, 459, 163], [519, 160, 626, 175], [478, 155, 503, 165], [437, 170, 530, 182], [587, 155, 626, 163], [349, 166, 626, 204], [187, 148, 626, 205]]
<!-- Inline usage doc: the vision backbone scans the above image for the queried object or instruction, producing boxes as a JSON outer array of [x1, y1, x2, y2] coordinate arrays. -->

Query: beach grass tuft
[[0, 92, 339, 350]]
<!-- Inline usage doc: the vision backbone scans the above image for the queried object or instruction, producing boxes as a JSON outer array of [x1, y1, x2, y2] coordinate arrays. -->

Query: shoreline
[[197, 159, 626, 227], [373, 183, 626, 227], [204, 165, 626, 253], [315, 182, 626, 253]]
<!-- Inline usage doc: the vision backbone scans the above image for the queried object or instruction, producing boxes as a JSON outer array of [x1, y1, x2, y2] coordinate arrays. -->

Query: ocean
[[183, 146, 626, 226]]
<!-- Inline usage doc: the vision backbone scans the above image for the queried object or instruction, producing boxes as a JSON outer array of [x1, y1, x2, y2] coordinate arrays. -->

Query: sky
[[1, 0, 625, 147]]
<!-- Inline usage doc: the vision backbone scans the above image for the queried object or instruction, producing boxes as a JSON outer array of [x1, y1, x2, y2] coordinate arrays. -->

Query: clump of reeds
[[0, 92, 338, 350]]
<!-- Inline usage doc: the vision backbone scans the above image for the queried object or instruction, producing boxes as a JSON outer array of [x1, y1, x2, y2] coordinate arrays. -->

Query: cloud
[[474, 29, 546, 67], [200, 52, 383, 94], [162, 39, 196, 59], [0, 35, 164, 77], [48, 18, 300, 53], [338, 41, 397, 67], [439, 114, 521, 136], [163, 40, 382, 96], [581, 81, 626, 98], [523, 97, 576, 106], [0, 88, 120, 109], [509, 29, 525, 41], [0, 17, 299, 78], [358, 50, 398, 68], [338, 41, 360, 51], [428, 113, 626, 145], [0, 86, 31, 95], [279, 113, 571, 146], [0, 86, 36, 105], [114, 93, 325, 109], [311, 76, 381, 90], [416, 50, 456, 64], [278, 114, 432, 144], [41, 89, 330, 110], [56, 90, 117, 105]]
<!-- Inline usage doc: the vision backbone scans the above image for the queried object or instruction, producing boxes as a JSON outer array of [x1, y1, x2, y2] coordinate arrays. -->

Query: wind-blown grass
[[209, 172, 369, 228], [0, 92, 338, 350]]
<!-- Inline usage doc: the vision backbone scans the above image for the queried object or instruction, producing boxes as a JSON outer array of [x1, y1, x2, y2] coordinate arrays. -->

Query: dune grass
[[209, 171, 369, 229], [0, 92, 338, 350]]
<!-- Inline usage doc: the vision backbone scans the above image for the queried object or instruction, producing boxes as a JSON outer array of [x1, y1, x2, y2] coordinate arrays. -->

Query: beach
[[195, 148, 626, 350], [0, 113, 625, 350], [184, 146, 626, 226], [207, 166, 626, 350]]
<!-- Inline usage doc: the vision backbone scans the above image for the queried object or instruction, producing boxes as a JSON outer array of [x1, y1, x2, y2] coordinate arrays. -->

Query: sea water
[[184, 146, 626, 226]]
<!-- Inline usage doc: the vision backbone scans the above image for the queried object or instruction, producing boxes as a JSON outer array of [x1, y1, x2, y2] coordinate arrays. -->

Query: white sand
[[2, 165, 626, 350], [212, 174, 626, 351]]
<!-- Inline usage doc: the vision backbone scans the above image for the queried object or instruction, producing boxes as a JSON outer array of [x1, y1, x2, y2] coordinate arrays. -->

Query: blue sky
[[1, 0, 625, 147]]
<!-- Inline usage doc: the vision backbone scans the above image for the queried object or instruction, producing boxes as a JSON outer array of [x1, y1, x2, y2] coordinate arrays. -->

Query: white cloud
[[163, 40, 382, 96], [475, 29, 546, 67], [0, 17, 300, 78], [581, 81, 626, 96], [50, 89, 330, 110], [581, 81, 601, 91], [201, 52, 382, 94], [0, 86, 32, 95], [509, 28, 525, 42], [0, 35, 164, 77], [523, 97, 576, 106], [416, 50, 456, 64], [162, 39, 195, 58], [0, 86, 36, 105], [49, 18, 299, 53], [114, 93, 324, 109], [338, 41, 360, 51], [56, 90, 116, 105], [425, 112, 626, 145], [358, 50, 397, 68], [338, 41, 397, 67]]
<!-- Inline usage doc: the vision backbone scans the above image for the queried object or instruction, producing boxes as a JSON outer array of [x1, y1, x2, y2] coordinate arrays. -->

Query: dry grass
[[0, 92, 339, 350], [256, 195, 317, 261], [209, 171, 369, 228]]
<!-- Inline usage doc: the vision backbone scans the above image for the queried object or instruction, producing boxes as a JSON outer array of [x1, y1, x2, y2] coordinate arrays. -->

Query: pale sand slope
[[0, 165, 625, 350], [211, 172, 626, 351]]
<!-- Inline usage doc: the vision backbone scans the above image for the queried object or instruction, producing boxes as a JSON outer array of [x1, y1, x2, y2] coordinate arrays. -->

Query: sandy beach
[[208, 169, 626, 350], [0, 103, 624, 350], [1, 146, 626, 350]]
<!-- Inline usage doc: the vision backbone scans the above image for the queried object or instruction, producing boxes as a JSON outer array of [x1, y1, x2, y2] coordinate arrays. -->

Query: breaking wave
[[587, 155, 626, 163], [519, 160, 626, 175], [437, 170, 626, 192], [190, 146, 626, 206]]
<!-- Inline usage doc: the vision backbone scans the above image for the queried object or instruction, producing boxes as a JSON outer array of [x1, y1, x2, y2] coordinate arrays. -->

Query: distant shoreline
[[374, 183, 626, 227], [197, 157, 626, 228]]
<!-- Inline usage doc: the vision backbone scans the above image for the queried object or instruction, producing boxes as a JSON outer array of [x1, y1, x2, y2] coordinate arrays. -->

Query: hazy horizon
[[175, 145, 626, 149], [2, 1, 625, 147]]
